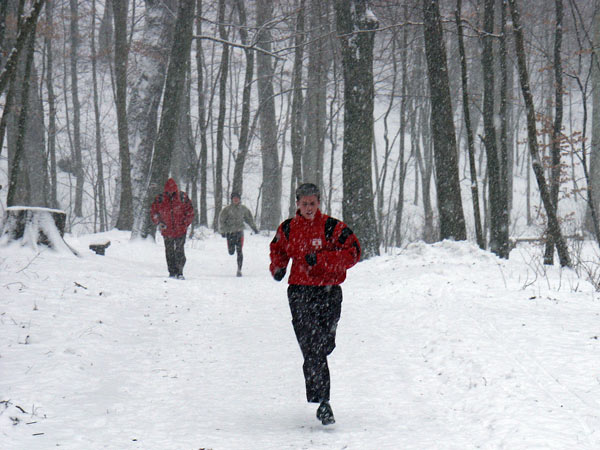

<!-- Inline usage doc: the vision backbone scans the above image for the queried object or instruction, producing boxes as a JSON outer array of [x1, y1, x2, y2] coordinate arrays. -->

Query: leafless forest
[[2, 0, 600, 265]]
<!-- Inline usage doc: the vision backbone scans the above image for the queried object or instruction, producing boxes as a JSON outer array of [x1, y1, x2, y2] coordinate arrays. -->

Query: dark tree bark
[[6, 0, 48, 209], [231, 0, 254, 198], [256, 0, 281, 230], [44, 0, 58, 209], [7, 25, 36, 207], [456, 0, 484, 249], [194, 0, 208, 227], [69, 0, 84, 217], [303, 0, 330, 185], [335, 0, 380, 258], [508, 0, 570, 267], [91, 0, 108, 232], [113, 0, 133, 230], [543, 0, 563, 265], [0, 0, 45, 98], [0, 0, 45, 162], [289, 0, 305, 217], [499, 0, 511, 248], [422, 0, 467, 241], [394, 4, 410, 247], [481, 0, 507, 257], [212, 0, 229, 230], [139, 0, 195, 238]]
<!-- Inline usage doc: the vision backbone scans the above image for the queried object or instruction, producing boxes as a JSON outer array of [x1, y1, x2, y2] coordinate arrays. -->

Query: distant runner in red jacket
[[150, 178, 194, 279], [270, 183, 361, 425]]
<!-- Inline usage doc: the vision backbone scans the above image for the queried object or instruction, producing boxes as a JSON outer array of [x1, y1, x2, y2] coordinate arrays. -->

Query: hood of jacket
[[164, 178, 178, 194]]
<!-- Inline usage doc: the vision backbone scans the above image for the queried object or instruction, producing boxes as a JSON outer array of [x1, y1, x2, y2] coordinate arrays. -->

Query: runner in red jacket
[[151, 178, 194, 279], [270, 183, 361, 425]]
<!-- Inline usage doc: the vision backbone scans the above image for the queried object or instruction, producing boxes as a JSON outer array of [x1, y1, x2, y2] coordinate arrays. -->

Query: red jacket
[[150, 178, 194, 238], [270, 209, 361, 286]]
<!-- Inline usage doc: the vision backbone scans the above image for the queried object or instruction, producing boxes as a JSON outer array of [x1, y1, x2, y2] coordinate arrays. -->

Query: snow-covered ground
[[2, 230, 600, 449]]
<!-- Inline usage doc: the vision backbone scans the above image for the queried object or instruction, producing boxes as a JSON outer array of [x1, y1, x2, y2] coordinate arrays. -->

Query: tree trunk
[[422, 0, 467, 241], [481, 0, 506, 256], [113, 0, 133, 230], [194, 0, 208, 227], [231, 0, 254, 198], [588, 1, 600, 236], [130, 0, 176, 237], [544, 0, 563, 265], [509, 0, 570, 267], [256, 0, 281, 230], [335, 0, 380, 259], [289, 0, 305, 217], [91, 0, 108, 232], [138, 0, 195, 238], [69, 0, 84, 217], [303, 0, 330, 185], [212, 0, 229, 230], [499, 0, 511, 252], [456, 0, 484, 249], [44, 0, 58, 209], [6, 0, 48, 209]]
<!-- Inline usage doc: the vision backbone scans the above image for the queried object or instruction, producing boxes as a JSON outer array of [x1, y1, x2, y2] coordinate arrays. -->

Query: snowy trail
[[2, 232, 600, 449]]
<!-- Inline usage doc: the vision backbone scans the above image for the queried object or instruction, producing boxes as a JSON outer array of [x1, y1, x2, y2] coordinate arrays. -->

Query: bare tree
[[130, 0, 176, 237], [69, 0, 83, 217], [289, 0, 305, 217], [138, 0, 195, 238], [543, 0, 564, 265], [422, 0, 467, 241], [303, 0, 330, 185], [456, 0, 484, 249], [212, 0, 229, 230], [335, 0, 380, 258], [113, 0, 133, 230], [90, 0, 108, 231], [231, 0, 254, 198], [508, 0, 570, 267], [256, 0, 281, 230]]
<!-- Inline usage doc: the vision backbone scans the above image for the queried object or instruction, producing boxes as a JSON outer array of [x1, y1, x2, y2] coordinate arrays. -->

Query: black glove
[[273, 268, 286, 281], [305, 253, 317, 266], [221, 233, 226, 238], [158, 222, 167, 231]]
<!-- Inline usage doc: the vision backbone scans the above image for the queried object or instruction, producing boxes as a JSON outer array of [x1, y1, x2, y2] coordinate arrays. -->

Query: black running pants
[[287, 284, 342, 403]]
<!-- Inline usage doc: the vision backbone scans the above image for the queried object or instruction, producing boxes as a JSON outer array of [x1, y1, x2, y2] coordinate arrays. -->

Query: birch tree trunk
[[138, 0, 195, 238], [130, 0, 176, 237]]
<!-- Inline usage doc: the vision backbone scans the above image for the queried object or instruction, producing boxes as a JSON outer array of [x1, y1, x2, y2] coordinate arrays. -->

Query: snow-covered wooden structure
[[0, 206, 77, 254]]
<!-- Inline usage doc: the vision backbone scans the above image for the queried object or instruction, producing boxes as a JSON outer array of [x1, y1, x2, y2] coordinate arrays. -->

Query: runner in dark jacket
[[150, 178, 194, 279], [270, 183, 361, 425]]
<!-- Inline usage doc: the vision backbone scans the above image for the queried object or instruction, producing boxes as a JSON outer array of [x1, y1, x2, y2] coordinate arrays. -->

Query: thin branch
[[193, 34, 284, 60]]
